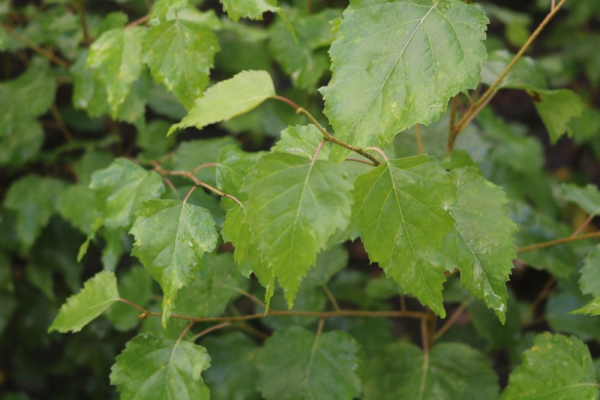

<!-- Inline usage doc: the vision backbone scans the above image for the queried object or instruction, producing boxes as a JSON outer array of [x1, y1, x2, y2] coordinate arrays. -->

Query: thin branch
[[529, 276, 556, 314], [219, 285, 266, 309], [445, 96, 459, 155], [192, 322, 231, 341], [344, 158, 377, 166], [433, 298, 472, 341], [516, 231, 600, 254], [272, 95, 381, 166], [414, 125, 425, 155], [571, 214, 595, 237], [365, 147, 389, 162], [421, 318, 430, 355], [322, 284, 341, 312], [49, 104, 74, 142], [125, 15, 150, 29], [183, 186, 197, 203], [0, 21, 71, 68], [118, 299, 434, 323], [177, 322, 196, 342], [76, 0, 92, 46], [451, 0, 568, 139], [191, 163, 218, 174]]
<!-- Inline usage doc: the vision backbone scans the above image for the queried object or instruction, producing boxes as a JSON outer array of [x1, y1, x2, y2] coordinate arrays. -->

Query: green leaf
[[363, 342, 499, 400], [562, 183, 600, 216], [174, 253, 248, 318], [57, 184, 102, 235], [501, 333, 598, 400], [49, 270, 119, 333], [4, 175, 67, 251], [321, 0, 489, 162], [221, 204, 274, 302], [442, 168, 517, 322], [150, 0, 188, 22], [87, 27, 147, 116], [169, 70, 275, 135], [302, 245, 348, 289], [352, 156, 456, 317], [90, 158, 165, 229], [106, 266, 153, 331], [137, 119, 176, 161], [0, 118, 44, 169], [110, 333, 211, 400], [260, 286, 326, 330], [530, 89, 584, 144], [269, 9, 341, 90], [579, 245, 600, 298], [272, 125, 329, 160], [468, 294, 521, 351], [242, 152, 353, 307], [130, 199, 218, 325], [202, 332, 261, 400], [547, 279, 600, 341], [143, 19, 219, 110], [0, 58, 56, 136], [71, 50, 108, 117], [256, 327, 362, 400], [572, 298, 600, 316], [216, 145, 264, 202], [220, 0, 279, 22]]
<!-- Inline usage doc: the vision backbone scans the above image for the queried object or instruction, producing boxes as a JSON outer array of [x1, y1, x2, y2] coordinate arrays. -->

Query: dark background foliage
[[1, 0, 599, 398]]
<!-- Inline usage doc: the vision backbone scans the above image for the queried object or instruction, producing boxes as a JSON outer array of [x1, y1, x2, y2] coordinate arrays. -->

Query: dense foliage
[[1, 0, 600, 399]]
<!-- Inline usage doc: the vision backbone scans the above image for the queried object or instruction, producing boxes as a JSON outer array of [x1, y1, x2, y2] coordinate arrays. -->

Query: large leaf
[[242, 152, 353, 307], [110, 333, 211, 400], [143, 19, 219, 109], [501, 333, 598, 400], [49, 271, 119, 333], [256, 327, 362, 400], [321, 0, 489, 162], [130, 199, 218, 325], [363, 342, 499, 400], [220, 0, 279, 22], [442, 168, 517, 322], [352, 156, 455, 316], [531, 89, 584, 144], [87, 27, 147, 116], [90, 158, 165, 229], [169, 70, 275, 135], [4, 175, 67, 251]]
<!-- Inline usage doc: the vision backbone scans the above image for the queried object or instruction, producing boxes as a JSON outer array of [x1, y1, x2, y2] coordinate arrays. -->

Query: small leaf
[[579, 245, 600, 298], [143, 19, 219, 109], [110, 333, 211, 400], [530, 89, 584, 144], [49, 270, 119, 333], [501, 333, 598, 400], [363, 342, 499, 400], [169, 70, 275, 135], [217, 145, 264, 201], [57, 184, 102, 235], [272, 125, 329, 160], [352, 156, 456, 317], [562, 183, 600, 216], [220, 0, 279, 22], [572, 297, 600, 316], [87, 27, 147, 116], [4, 175, 67, 251], [174, 253, 249, 318], [242, 152, 353, 307], [130, 199, 218, 325], [321, 0, 489, 162], [90, 158, 165, 229], [256, 327, 362, 400]]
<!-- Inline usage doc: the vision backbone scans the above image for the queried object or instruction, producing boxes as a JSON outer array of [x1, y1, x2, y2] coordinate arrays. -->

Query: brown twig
[[77, 0, 92, 46], [0, 21, 71, 68], [49, 104, 74, 142], [322, 285, 341, 312], [192, 322, 231, 341], [125, 15, 150, 29], [433, 298, 472, 341], [516, 231, 600, 254], [414, 125, 425, 155], [449, 0, 568, 144]]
